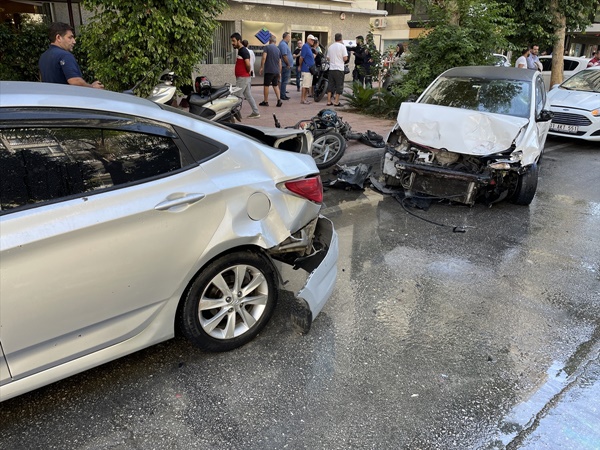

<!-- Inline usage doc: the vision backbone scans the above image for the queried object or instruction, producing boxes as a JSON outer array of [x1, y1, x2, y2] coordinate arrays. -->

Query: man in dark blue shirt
[[39, 22, 104, 89]]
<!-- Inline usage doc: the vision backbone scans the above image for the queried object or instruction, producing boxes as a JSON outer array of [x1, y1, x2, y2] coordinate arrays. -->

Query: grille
[[551, 111, 592, 126]]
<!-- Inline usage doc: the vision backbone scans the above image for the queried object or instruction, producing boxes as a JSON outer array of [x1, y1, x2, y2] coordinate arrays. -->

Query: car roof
[[0, 81, 163, 118], [441, 66, 537, 82], [539, 55, 590, 60]]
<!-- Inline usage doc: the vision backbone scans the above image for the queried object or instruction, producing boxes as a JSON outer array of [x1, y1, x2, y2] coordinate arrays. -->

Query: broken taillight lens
[[284, 176, 323, 203]]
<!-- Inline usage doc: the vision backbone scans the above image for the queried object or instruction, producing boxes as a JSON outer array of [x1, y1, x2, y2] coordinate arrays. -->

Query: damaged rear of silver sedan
[[382, 67, 553, 206]]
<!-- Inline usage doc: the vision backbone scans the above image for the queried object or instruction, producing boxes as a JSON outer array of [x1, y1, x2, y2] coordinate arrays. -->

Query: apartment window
[[202, 21, 236, 64]]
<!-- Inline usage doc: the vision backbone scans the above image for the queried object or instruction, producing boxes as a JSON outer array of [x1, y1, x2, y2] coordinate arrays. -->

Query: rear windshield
[[420, 76, 532, 118]]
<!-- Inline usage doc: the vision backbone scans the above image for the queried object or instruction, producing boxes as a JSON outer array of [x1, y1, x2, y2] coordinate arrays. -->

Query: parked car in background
[[0, 81, 338, 402], [382, 66, 553, 206], [539, 55, 591, 89], [492, 53, 510, 67], [547, 67, 600, 141]]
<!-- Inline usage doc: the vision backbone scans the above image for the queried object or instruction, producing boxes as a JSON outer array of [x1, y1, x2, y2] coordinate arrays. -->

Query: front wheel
[[177, 251, 278, 352], [314, 79, 328, 102], [510, 163, 539, 205], [311, 131, 346, 169]]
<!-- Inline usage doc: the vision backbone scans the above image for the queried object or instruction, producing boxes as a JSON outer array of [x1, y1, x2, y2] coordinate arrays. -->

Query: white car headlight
[[591, 108, 600, 117]]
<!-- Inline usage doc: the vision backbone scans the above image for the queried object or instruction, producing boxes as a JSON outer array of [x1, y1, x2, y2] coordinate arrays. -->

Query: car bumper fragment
[[291, 216, 338, 334]]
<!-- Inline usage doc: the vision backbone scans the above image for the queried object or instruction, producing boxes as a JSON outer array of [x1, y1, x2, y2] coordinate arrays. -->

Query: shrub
[[0, 18, 48, 81]]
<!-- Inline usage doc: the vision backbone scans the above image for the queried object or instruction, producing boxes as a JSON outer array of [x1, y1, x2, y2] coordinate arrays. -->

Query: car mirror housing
[[538, 110, 554, 122]]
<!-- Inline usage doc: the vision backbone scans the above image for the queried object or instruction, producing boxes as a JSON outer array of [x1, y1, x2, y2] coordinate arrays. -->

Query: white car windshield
[[561, 69, 600, 93], [420, 76, 532, 119]]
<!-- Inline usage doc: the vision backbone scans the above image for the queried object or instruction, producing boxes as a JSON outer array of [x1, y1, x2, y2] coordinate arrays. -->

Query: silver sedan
[[0, 82, 338, 402]]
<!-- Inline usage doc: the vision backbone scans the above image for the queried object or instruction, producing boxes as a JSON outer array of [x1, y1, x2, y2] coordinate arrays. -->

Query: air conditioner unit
[[374, 18, 387, 29]]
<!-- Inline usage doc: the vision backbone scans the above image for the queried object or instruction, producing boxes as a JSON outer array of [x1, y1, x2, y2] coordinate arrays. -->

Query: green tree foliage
[[503, 0, 599, 50], [79, 0, 228, 94], [395, 0, 516, 99], [0, 18, 48, 81]]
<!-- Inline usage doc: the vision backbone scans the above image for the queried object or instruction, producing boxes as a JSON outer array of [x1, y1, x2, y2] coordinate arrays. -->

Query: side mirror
[[537, 110, 554, 122]]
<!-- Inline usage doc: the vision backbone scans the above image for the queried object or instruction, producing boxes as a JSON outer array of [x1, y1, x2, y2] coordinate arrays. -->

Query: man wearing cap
[[298, 34, 316, 104]]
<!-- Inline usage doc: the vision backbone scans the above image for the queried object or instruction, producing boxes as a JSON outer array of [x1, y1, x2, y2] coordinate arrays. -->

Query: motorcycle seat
[[189, 86, 232, 106]]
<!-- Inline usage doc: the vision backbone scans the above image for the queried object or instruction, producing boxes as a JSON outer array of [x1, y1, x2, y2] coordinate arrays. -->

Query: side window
[[540, 58, 552, 71], [0, 127, 183, 211], [564, 60, 579, 71], [535, 77, 546, 117]]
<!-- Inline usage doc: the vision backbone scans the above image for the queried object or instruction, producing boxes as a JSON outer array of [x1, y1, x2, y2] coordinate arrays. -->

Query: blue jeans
[[280, 66, 291, 97], [295, 66, 301, 90]]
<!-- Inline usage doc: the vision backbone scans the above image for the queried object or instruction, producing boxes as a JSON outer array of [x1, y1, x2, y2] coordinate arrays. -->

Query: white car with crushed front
[[0, 82, 338, 402], [382, 66, 553, 206]]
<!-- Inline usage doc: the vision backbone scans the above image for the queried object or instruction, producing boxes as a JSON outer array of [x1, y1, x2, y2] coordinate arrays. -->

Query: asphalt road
[[1, 136, 599, 450]]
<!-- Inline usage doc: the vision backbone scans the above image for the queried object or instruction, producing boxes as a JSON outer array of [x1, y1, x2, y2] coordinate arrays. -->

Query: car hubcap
[[198, 264, 269, 339]]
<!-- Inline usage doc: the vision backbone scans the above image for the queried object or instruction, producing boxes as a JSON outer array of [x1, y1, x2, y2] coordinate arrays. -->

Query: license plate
[[550, 123, 579, 134]]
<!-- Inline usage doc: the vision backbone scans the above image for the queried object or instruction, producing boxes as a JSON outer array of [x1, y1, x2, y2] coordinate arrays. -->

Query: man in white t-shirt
[[326, 32, 348, 106], [515, 48, 530, 69], [242, 40, 256, 77]]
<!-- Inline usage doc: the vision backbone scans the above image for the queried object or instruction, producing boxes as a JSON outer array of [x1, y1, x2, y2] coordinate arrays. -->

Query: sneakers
[[247, 112, 261, 118], [276, 99, 283, 107], [259, 101, 269, 106]]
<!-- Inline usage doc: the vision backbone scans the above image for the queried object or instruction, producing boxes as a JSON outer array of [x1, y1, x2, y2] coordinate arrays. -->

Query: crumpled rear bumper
[[290, 216, 338, 333]]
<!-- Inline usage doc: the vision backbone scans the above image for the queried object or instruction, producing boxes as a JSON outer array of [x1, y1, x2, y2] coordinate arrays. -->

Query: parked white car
[[492, 53, 510, 67], [382, 67, 553, 206], [539, 55, 591, 89], [0, 81, 338, 402], [547, 67, 600, 141]]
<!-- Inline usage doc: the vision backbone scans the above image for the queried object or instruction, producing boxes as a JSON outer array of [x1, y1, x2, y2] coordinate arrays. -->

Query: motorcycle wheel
[[311, 130, 346, 170], [314, 79, 328, 103]]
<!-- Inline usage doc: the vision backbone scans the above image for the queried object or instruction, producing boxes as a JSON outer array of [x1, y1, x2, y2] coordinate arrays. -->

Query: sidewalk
[[240, 83, 396, 166]]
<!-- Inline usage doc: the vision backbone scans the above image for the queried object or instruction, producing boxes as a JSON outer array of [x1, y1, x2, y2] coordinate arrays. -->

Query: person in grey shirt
[[278, 32, 294, 100], [526, 44, 542, 71], [259, 34, 283, 107]]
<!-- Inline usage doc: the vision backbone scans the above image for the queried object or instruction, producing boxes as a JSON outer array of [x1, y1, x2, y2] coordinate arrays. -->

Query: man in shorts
[[298, 34, 316, 104], [326, 33, 348, 106], [259, 34, 283, 107]]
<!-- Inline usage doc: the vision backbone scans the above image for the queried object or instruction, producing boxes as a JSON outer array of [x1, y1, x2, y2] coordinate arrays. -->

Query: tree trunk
[[550, 0, 566, 87]]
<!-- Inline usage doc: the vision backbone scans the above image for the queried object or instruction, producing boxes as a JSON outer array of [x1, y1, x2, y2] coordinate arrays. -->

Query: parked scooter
[[123, 65, 177, 105], [182, 76, 243, 123], [312, 61, 330, 103], [147, 69, 177, 105]]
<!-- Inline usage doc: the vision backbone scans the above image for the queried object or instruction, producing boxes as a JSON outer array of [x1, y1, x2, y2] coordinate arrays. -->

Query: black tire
[[314, 79, 328, 102], [510, 163, 539, 205], [311, 131, 346, 169], [178, 251, 277, 352]]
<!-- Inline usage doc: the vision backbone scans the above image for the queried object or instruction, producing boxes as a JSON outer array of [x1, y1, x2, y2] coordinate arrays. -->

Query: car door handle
[[154, 193, 206, 211]]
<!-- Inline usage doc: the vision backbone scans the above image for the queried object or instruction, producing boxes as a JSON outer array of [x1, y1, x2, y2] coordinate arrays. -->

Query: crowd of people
[[38, 21, 407, 121]]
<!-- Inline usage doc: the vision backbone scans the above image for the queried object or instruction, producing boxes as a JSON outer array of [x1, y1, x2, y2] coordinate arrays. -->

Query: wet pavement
[[0, 137, 599, 449]]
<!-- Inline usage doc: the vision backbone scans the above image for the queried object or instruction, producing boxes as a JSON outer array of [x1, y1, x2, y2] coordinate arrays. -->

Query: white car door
[[0, 118, 226, 380]]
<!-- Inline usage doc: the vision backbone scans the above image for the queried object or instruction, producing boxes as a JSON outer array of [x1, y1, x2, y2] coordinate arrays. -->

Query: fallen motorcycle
[[274, 108, 354, 169]]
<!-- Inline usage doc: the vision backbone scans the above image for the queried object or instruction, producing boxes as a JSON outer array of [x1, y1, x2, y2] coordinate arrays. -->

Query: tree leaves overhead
[[397, 0, 516, 98], [79, 0, 228, 94]]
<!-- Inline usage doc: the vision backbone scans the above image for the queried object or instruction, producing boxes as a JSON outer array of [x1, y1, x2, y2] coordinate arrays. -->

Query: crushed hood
[[397, 103, 529, 155], [548, 88, 600, 111]]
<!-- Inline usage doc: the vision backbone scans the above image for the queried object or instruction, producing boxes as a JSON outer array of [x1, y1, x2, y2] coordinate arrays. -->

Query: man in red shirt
[[231, 32, 260, 118], [588, 51, 600, 67]]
